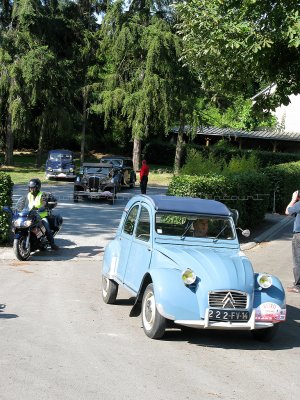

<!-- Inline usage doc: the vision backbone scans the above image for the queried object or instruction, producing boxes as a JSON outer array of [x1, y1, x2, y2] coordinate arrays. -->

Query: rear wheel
[[141, 283, 167, 339], [102, 276, 118, 304], [251, 323, 280, 342], [13, 237, 31, 261]]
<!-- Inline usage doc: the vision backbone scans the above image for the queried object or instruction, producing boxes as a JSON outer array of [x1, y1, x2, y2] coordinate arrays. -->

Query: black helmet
[[28, 178, 41, 192]]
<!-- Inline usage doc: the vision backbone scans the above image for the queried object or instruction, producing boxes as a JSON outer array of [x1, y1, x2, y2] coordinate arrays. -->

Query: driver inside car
[[192, 219, 209, 237]]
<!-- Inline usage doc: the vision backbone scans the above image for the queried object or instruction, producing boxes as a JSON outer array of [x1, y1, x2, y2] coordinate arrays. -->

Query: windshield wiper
[[181, 221, 193, 240], [213, 225, 228, 242]]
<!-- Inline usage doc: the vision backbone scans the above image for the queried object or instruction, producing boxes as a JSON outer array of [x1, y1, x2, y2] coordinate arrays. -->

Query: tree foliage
[[175, 0, 300, 108]]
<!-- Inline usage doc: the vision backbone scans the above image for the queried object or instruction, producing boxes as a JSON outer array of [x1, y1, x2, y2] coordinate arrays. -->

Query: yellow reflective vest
[[27, 191, 48, 218]]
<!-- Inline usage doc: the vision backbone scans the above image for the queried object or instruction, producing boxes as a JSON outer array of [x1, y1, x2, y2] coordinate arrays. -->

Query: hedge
[[264, 161, 300, 213], [167, 172, 270, 229], [0, 172, 14, 243], [142, 140, 300, 167]]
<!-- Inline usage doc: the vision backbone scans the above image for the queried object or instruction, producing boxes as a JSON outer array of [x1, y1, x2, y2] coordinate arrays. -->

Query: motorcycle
[[3, 194, 63, 261]]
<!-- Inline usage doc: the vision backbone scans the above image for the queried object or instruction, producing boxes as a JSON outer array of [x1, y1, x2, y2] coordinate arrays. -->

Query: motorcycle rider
[[27, 178, 59, 250]]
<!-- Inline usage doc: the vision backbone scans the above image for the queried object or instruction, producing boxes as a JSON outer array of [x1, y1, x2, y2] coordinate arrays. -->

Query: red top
[[140, 164, 149, 179]]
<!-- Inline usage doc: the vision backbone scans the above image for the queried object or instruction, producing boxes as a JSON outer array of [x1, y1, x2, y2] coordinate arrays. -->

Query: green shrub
[[264, 161, 300, 213], [143, 139, 300, 168], [180, 149, 225, 175], [0, 173, 14, 243], [167, 172, 270, 228], [223, 153, 260, 174]]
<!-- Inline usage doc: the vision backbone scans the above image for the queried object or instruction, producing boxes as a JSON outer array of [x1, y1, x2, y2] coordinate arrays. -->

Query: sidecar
[[102, 195, 286, 341]]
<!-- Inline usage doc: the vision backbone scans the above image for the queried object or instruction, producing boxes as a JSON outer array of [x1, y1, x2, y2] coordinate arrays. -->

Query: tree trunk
[[4, 113, 14, 166], [132, 137, 141, 172], [36, 115, 46, 168], [174, 112, 185, 175], [80, 87, 88, 164]]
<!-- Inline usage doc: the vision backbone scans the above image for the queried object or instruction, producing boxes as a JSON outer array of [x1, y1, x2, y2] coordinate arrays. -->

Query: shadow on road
[[0, 304, 18, 319], [155, 304, 300, 350]]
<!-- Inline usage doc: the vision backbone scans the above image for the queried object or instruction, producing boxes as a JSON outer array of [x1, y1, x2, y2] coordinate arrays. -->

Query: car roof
[[144, 195, 231, 216], [48, 149, 72, 154], [82, 163, 113, 167], [100, 155, 132, 160]]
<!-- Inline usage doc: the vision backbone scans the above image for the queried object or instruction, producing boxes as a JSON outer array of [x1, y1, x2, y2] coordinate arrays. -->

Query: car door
[[123, 204, 152, 293], [115, 204, 140, 283]]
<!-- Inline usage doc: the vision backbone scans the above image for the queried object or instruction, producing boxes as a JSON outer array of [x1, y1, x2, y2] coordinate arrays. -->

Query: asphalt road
[[0, 183, 299, 400]]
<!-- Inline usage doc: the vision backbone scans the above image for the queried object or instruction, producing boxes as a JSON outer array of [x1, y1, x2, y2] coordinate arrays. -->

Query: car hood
[[154, 243, 254, 292], [47, 160, 74, 168], [85, 173, 110, 180]]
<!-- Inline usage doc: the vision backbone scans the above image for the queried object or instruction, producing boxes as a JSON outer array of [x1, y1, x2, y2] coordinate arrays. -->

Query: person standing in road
[[139, 159, 150, 194], [285, 190, 300, 293]]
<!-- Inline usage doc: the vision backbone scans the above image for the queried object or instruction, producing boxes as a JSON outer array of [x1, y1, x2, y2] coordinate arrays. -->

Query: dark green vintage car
[[73, 162, 122, 204]]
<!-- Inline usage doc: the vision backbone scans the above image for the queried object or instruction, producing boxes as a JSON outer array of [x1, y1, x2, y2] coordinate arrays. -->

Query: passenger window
[[124, 205, 139, 235], [135, 207, 150, 242]]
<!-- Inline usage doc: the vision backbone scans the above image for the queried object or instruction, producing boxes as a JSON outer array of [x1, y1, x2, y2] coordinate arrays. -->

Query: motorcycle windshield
[[15, 196, 29, 212]]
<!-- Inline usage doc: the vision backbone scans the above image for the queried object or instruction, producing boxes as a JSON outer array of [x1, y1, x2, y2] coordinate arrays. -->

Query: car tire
[[102, 276, 118, 304], [141, 283, 167, 339], [251, 323, 280, 342]]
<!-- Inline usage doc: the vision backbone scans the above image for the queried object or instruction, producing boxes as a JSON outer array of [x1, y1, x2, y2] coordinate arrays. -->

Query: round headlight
[[23, 220, 33, 227], [69, 168, 74, 172], [257, 273, 273, 289], [182, 268, 196, 285]]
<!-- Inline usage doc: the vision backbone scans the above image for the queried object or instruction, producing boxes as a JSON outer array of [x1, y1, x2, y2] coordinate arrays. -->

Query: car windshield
[[84, 166, 111, 175], [155, 212, 235, 240], [49, 153, 72, 161], [101, 159, 122, 167]]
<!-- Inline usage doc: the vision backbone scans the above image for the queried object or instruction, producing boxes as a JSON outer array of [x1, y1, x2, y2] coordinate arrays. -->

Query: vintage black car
[[73, 163, 122, 204], [45, 149, 76, 180], [100, 156, 136, 188]]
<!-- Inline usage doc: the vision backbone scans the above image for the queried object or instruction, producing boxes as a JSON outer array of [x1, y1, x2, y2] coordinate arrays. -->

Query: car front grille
[[88, 176, 101, 190], [208, 290, 248, 309]]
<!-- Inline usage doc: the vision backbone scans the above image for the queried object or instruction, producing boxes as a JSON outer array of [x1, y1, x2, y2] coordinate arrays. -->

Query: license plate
[[208, 309, 250, 322]]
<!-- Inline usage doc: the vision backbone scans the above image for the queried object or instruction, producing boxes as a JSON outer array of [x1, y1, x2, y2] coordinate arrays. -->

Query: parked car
[[100, 156, 136, 188], [73, 162, 122, 204], [45, 149, 76, 180], [102, 195, 286, 341]]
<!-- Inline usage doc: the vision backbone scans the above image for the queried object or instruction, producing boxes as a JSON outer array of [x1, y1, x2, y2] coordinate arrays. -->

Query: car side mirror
[[236, 227, 250, 237]]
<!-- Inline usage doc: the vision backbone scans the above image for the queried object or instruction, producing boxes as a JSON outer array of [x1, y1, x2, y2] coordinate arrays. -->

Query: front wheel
[[141, 283, 167, 339], [251, 323, 280, 342], [13, 237, 31, 261], [102, 276, 118, 304]]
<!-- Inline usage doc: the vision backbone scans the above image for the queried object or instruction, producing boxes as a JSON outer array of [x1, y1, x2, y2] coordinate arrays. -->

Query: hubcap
[[143, 291, 155, 331], [102, 277, 109, 297]]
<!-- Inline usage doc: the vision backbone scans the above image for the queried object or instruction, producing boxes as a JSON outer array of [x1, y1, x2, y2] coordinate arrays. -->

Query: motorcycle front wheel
[[13, 237, 31, 261]]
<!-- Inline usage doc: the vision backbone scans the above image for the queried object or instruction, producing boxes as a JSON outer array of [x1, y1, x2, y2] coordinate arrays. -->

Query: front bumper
[[74, 190, 114, 199], [46, 171, 76, 179], [175, 310, 276, 331]]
